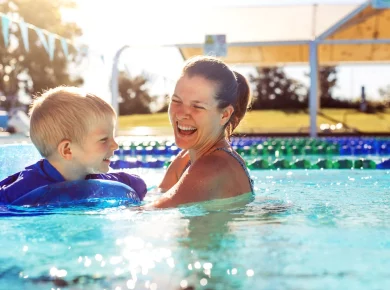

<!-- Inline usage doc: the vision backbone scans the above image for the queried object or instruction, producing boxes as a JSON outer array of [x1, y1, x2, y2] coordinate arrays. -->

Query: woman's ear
[[220, 105, 234, 126], [57, 140, 72, 160]]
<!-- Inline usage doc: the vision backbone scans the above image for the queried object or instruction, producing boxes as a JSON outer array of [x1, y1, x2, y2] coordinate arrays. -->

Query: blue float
[[11, 179, 141, 207]]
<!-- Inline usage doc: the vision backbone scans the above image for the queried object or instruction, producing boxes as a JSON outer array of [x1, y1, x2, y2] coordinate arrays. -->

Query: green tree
[[118, 71, 152, 115], [318, 66, 338, 107], [311, 66, 357, 108], [249, 67, 307, 110], [378, 85, 390, 107], [0, 0, 83, 111], [156, 94, 170, 113]]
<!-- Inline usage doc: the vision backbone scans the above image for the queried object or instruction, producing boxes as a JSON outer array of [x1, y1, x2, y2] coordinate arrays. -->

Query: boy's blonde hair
[[29, 86, 116, 158]]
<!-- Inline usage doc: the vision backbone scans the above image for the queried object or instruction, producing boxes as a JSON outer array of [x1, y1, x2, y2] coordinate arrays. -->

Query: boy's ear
[[220, 105, 234, 126], [57, 140, 72, 160]]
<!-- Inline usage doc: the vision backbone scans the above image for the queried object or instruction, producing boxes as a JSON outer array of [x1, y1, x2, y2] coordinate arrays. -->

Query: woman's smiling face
[[168, 75, 228, 150]]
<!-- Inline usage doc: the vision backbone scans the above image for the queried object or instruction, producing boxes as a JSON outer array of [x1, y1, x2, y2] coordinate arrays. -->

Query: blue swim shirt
[[0, 159, 147, 204]]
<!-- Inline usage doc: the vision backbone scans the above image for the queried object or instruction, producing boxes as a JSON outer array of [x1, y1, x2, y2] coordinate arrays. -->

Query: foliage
[[249, 67, 307, 110], [118, 71, 152, 115], [156, 95, 170, 113], [379, 85, 390, 107], [249, 65, 362, 110], [0, 0, 83, 111], [317, 66, 342, 107]]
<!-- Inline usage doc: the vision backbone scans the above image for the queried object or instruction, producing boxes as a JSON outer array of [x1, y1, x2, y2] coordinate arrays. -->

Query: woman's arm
[[152, 156, 227, 208], [158, 149, 190, 192]]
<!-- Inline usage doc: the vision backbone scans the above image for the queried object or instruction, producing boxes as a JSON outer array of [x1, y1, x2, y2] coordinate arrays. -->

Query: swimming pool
[[1, 139, 390, 290]]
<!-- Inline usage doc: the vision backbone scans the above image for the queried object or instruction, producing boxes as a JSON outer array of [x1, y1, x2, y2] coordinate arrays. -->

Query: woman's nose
[[176, 105, 190, 120]]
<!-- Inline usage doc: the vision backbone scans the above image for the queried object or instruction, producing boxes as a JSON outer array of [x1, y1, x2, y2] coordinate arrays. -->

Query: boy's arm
[[0, 173, 19, 203], [0, 172, 39, 204], [0, 159, 65, 204], [87, 172, 147, 200]]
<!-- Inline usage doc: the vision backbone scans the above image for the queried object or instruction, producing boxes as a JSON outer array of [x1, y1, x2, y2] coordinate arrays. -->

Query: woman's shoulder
[[190, 150, 234, 176], [190, 148, 250, 189], [158, 149, 190, 192], [202, 147, 240, 164], [168, 150, 190, 170]]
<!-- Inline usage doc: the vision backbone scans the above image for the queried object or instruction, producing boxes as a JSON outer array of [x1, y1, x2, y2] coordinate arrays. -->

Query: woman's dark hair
[[182, 56, 251, 138]]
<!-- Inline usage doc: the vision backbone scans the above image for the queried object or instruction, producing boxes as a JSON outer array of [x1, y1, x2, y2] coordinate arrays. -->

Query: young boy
[[0, 86, 147, 204]]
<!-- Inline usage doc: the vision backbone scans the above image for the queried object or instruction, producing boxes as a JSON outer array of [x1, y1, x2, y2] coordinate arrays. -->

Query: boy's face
[[70, 116, 118, 178]]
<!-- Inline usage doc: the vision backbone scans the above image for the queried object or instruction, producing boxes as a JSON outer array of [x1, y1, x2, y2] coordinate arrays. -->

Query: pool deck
[[0, 132, 31, 144]]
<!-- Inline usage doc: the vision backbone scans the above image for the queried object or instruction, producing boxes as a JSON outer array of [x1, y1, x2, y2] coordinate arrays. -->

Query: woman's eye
[[193, 105, 205, 110], [100, 138, 108, 143], [171, 99, 181, 103]]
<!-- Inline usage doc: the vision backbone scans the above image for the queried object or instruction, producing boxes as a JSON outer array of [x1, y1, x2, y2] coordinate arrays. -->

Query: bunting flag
[[19, 21, 29, 52], [48, 33, 56, 60], [1, 15, 10, 48], [1, 12, 100, 64], [79, 45, 89, 57], [60, 38, 68, 58], [35, 28, 49, 53]]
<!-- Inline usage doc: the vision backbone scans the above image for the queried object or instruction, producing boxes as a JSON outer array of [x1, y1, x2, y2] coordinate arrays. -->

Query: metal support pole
[[111, 45, 130, 116], [309, 41, 318, 138]]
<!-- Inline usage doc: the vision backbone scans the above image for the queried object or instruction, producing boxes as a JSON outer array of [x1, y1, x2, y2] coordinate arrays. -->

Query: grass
[[118, 109, 390, 135]]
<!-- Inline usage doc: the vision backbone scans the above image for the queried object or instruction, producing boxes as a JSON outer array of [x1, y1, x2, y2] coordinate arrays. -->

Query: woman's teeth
[[177, 123, 197, 136], [178, 124, 196, 131]]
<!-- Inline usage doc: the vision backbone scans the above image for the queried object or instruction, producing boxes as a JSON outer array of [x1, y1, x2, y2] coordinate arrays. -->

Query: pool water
[[1, 144, 390, 290]]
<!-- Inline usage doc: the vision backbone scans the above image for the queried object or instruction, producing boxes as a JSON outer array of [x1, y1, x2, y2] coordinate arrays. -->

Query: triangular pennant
[[1, 15, 10, 48], [60, 38, 68, 58], [80, 45, 88, 57], [35, 28, 49, 53], [48, 33, 56, 61], [18, 21, 29, 52]]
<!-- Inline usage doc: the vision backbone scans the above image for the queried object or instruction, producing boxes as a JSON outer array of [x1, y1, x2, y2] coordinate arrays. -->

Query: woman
[[151, 56, 253, 208]]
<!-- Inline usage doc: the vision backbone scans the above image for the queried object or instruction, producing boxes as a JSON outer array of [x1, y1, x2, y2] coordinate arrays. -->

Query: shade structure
[[173, 1, 390, 137], [106, 1, 390, 136], [176, 3, 361, 65], [178, 2, 390, 65], [68, 0, 390, 62], [318, 2, 390, 62]]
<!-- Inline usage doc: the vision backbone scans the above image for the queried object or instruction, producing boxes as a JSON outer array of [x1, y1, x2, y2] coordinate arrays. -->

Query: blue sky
[[71, 0, 390, 102]]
